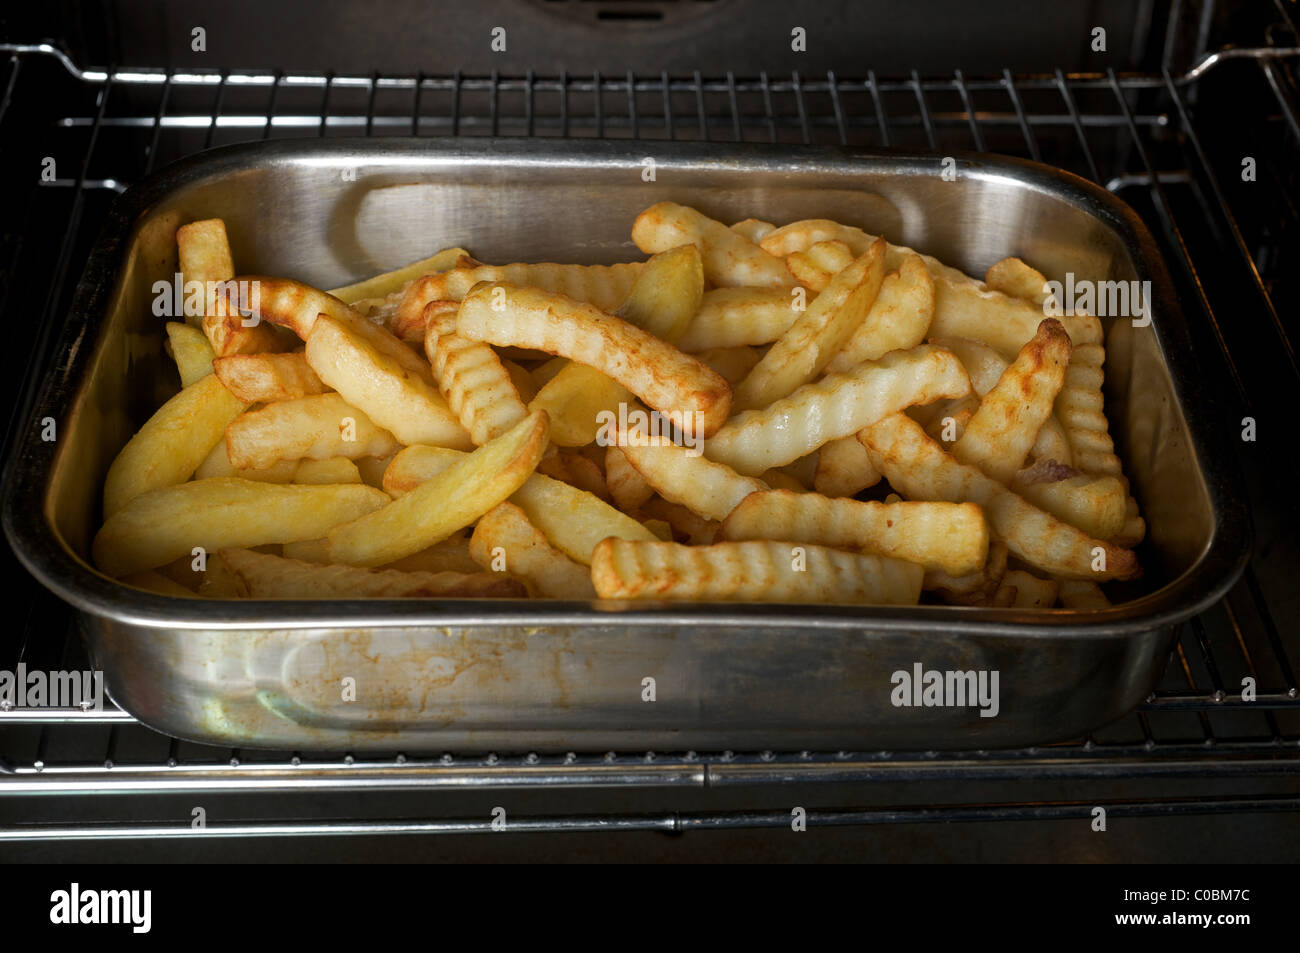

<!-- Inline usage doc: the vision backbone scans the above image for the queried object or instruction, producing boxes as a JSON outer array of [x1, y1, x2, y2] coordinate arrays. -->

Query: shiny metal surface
[[1, 138, 1249, 752]]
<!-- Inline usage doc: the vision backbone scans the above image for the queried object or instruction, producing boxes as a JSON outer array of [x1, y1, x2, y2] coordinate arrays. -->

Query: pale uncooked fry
[[1013, 467, 1127, 540], [705, 345, 970, 476], [469, 502, 597, 599], [951, 318, 1071, 484], [528, 245, 704, 446], [591, 538, 923, 604], [194, 443, 298, 483], [224, 393, 402, 470], [717, 490, 988, 576], [730, 218, 777, 243], [306, 311, 471, 449], [394, 261, 644, 339], [859, 413, 1139, 580], [327, 246, 469, 304], [985, 256, 1054, 309], [103, 373, 247, 518], [734, 238, 887, 410], [825, 254, 934, 373], [677, 288, 798, 351], [458, 282, 730, 438], [813, 436, 881, 497], [632, 202, 795, 288], [212, 547, 525, 598], [995, 569, 1060, 608], [92, 477, 390, 577], [380, 444, 659, 563], [424, 310, 528, 445], [931, 335, 1072, 465], [785, 240, 856, 291], [692, 346, 763, 386], [1056, 343, 1121, 475], [212, 351, 326, 403], [924, 541, 1008, 606], [639, 497, 718, 545], [165, 322, 216, 386], [605, 446, 655, 511], [1058, 579, 1112, 609], [327, 410, 549, 567], [618, 431, 768, 522], [293, 457, 362, 485]]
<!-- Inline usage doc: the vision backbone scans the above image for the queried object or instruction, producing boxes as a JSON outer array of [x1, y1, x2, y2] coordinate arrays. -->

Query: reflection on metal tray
[[0, 138, 1249, 752]]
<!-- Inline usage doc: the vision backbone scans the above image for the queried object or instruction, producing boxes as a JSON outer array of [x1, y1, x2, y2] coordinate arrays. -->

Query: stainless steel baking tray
[[2, 138, 1249, 752]]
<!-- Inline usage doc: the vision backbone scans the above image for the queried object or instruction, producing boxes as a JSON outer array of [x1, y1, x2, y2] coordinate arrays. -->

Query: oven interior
[[0, 0, 1296, 856]]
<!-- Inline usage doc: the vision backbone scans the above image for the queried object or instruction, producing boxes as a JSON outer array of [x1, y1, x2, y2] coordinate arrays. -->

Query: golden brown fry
[[92, 477, 390, 577], [705, 345, 970, 476], [103, 373, 248, 518], [1013, 464, 1127, 540], [502, 359, 538, 405], [605, 446, 656, 511], [394, 261, 643, 340], [459, 282, 730, 438], [1058, 579, 1112, 609], [212, 547, 525, 598], [859, 413, 1139, 580], [591, 538, 923, 604], [326, 410, 549, 567], [985, 256, 1054, 308], [469, 502, 596, 599], [1056, 343, 1122, 475], [785, 240, 856, 291], [224, 393, 402, 470], [718, 490, 988, 576], [825, 254, 934, 372], [813, 435, 881, 497], [212, 351, 326, 403], [677, 288, 798, 351], [527, 245, 705, 446], [381, 535, 482, 575], [733, 237, 887, 410], [536, 448, 610, 500], [424, 309, 528, 445], [632, 202, 795, 288], [618, 431, 768, 522], [306, 311, 471, 449], [730, 218, 777, 243], [194, 444, 298, 483], [951, 318, 1071, 484]]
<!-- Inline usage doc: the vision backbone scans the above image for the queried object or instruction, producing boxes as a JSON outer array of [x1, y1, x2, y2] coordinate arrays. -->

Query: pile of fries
[[92, 202, 1144, 607]]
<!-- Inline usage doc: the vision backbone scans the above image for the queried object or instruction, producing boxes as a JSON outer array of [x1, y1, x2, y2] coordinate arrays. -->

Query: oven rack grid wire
[[0, 35, 1297, 838]]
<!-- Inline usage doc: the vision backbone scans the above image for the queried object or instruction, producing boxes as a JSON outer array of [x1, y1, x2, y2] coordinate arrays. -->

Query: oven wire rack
[[0, 31, 1297, 839]]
